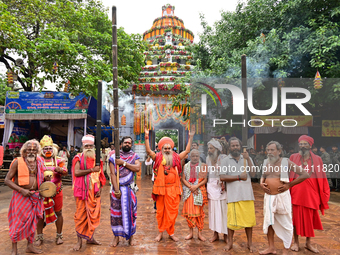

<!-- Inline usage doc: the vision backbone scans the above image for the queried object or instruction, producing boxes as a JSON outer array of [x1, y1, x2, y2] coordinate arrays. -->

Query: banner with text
[[5, 91, 89, 114], [322, 120, 340, 137]]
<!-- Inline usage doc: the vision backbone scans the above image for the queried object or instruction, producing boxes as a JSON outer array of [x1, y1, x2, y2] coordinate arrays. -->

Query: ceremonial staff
[[96, 80, 102, 166], [112, 6, 120, 188], [241, 55, 248, 168]]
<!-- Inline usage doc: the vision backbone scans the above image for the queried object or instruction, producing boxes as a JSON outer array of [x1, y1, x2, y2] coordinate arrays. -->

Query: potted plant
[[159, 62, 166, 71], [165, 62, 172, 71]]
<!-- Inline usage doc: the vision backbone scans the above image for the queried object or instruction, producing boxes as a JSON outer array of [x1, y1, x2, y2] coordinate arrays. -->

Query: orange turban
[[298, 135, 314, 146], [158, 137, 174, 149]]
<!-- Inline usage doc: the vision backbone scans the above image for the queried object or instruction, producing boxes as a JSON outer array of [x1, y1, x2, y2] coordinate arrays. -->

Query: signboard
[[0, 106, 4, 128], [322, 120, 340, 137], [5, 91, 89, 114], [251, 116, 313, 127]]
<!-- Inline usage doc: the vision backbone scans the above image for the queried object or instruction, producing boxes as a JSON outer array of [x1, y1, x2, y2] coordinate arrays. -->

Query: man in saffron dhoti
[[206, 139, 228, 243], [145, 125, 195, 242], [35, 135, 68, 246], [289, 135, 330, 253], [72, 135, 106, 251], [108, 136, 141, 247], [260, 141, 309, 255], [182, 149, 208, 241], [5, 140, 46, 255], [220, 137, 257, 252]]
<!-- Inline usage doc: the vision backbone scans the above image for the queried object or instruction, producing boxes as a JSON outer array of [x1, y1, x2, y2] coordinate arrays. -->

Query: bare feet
[[247, 244, 254, 253], [185, 233, 193, 240], [169, 235, 179, 242], [87, 238, 101, 245], [259, 247, 277, 254], [155, 232, 163, 242], [109, 236, 119, 247], [209, 232, 219, 243], [305, 243, 319, 253], [290, 243, 299, 252], [26, 243, 43, 254], [224, 234, 228, 243], [73, 238, 82, 251], [224, 242, 233, 252], [34, 239, 43, 247], [56, 236, 63, 245], [198, 232, 206, 242], [129, 236, 137, 246]]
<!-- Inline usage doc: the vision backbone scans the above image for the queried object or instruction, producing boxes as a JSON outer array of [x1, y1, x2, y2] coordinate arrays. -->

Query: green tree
[[192, 0, 340, 115], [0, 74, 11, 105], [0, 0, 146, 95], [155, 129, 179, 149]]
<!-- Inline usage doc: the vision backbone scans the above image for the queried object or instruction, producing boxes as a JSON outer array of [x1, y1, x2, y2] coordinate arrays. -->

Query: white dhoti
[[263, 190, 293, 249], [208, 199, 228, 235]]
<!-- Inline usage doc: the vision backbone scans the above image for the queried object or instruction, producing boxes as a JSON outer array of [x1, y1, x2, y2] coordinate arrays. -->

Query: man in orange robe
[[72, 135, 106, 251], [182, 149, 208, 241], [145, 126, 195, 242]]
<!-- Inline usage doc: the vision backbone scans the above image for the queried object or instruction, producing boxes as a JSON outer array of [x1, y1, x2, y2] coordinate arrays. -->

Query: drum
[[39, 181, 57, 198]]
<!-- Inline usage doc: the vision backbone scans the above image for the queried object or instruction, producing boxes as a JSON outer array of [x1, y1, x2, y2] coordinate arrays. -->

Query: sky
[[102, 0, 239, 42]]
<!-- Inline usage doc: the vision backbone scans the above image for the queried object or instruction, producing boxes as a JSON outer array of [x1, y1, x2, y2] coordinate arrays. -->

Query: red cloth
[[298, 135, 314, 146], [0, 145, 3, 166], [188, 162, 199, 183], [292, 204, 323, 237], [153, 151, 182, 176], [72, 154, 106, 200], [289, 152, 330, 215]]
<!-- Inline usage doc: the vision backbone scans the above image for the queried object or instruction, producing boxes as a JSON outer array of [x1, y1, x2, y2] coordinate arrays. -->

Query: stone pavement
[[0, 177, 340, 255]]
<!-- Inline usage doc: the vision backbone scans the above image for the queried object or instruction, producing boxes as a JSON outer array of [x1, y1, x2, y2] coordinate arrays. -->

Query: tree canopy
[[192, 0, 340, 115], [0, 0, 147, 96]]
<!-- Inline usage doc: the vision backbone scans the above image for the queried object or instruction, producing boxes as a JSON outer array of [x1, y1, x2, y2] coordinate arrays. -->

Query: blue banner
[[5, 91, 89, 114]]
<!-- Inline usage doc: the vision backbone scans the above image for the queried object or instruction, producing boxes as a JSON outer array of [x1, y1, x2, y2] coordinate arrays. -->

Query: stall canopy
[[2, 91, 111, 147]]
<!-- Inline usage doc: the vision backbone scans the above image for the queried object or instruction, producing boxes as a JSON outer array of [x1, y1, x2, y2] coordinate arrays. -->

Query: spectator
[[58, 145, 70, 167], [320, 145, 332, 189], [3, 145, 13, 169], [13, 146, 20, 158], [329, 144, 340, 191], [68, 145, 77, 173]]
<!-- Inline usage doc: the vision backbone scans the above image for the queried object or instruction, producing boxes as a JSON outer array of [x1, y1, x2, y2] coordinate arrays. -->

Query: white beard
[[26, 154, 36, 163], [84, 149, 95, 160], [267, 154, 279, 164], [208, 150, 218, 163], [163, 152, 173, 166]]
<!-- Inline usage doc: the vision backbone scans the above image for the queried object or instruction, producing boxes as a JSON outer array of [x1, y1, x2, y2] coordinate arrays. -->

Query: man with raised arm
[[289, 135, 330, 253], [145, 125, 195, 242], [260, 141, 309, 255]]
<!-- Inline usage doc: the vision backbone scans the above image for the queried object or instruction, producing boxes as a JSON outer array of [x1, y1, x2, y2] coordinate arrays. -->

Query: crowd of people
[[1, 130, 334, 255]]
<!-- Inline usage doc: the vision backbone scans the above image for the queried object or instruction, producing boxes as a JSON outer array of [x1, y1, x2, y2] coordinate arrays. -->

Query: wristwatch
[[123, 162, 127, 167]]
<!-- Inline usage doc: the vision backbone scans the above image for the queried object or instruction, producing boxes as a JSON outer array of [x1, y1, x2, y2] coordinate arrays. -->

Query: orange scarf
[[11, 157, 29, 186]]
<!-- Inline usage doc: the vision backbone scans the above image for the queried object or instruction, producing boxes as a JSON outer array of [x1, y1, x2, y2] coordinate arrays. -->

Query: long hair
[[20, 139, 41, 157]]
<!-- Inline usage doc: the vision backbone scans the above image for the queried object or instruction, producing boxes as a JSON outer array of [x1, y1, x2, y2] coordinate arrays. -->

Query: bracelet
[[145, 136, 149, 139], [114, 190, 121, 195]]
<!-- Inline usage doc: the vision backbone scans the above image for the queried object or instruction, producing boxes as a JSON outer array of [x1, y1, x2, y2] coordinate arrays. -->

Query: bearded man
[[35, 135, 68, 246], [206, 139, 228, 243], [289, 135, 330, 253], [220, 137, 257, 252], [181, 149, 208, 241], [145, 126, 195, 242], [109, 136, 140, 247], [72, 135, 106, 251], [5, 140, 46, 255], [260, 141, 309, 255]]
